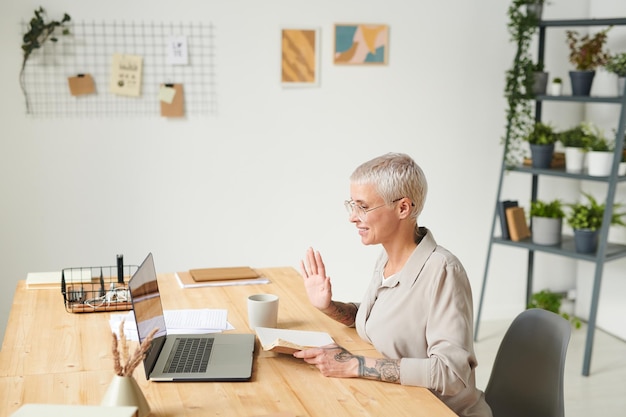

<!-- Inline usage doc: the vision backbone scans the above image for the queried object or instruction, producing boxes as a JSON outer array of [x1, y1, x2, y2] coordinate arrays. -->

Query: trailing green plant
[[566, 192, 626, 231], [552, 77, 562, 84], [604, 52, 626, 77], [530, 199, 565, 219], [524, 122, 557, 145], [558, 125, 589, 149], [528, 289, 581, 328], [20, 7, 71, 113], [502, 0, 542, 168], [566, 27, 611, 71]]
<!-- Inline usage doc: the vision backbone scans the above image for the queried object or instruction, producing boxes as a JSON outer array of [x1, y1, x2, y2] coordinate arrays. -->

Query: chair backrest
[[485, 308, 571, 417]]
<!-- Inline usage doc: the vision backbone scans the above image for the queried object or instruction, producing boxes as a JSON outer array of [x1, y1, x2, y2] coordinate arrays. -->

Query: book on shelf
[[505, 206, 531, 242], [497, 200, 518, 240]]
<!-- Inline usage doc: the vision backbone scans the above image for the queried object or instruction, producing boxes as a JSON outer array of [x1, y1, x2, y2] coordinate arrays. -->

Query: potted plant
[[566, 192, 626, 253], [524, 121, 558, 168], [566, 27, 611, 96], [528, 289, 581, 328], [20, 7, 71, 113], [549, 77, 563, 95], [583, 122, 614, 176], [604, 52, 626, 95], [530, 198, 565, 245], [558, 124, 589, 173], [502, 0, 542, 167], [525, 0, 546, 20], [532, 62, 549, 95]]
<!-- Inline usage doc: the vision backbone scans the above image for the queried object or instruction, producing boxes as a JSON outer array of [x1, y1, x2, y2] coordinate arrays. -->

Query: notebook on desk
[[128, 253, 255, 382]]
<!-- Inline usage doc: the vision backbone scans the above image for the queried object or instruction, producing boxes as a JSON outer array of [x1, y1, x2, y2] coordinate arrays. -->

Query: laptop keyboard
[[165, 337, 214, 373]]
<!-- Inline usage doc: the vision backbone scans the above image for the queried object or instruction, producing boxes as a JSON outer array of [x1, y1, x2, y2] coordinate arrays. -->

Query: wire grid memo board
[[20, 19, 217, 117]]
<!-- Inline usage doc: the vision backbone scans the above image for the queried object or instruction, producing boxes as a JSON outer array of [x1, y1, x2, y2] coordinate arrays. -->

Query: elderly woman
[[294, 153, 491, 417]]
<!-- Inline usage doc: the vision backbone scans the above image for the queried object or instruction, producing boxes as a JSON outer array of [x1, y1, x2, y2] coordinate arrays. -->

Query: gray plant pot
[[569, 70, 595, 96], [618, 77, 625, 96], [526, 4, 543, 19], [530, 143, 555, 169], [532, 217, 562, 246], [532, 71, 549, 95], [573, 229, 599, 253]]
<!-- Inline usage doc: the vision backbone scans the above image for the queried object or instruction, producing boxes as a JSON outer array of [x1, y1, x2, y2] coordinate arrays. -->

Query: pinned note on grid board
[[68, 74, 96, 96], [159, 83, 184, 117]]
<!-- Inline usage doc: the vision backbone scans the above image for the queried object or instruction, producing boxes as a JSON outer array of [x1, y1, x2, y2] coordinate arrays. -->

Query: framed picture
[[281, 28, 320, 87], [334, 24, 389, 65]]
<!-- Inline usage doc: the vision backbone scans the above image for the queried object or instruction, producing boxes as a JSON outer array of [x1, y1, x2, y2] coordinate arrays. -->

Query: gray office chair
[[485, 308, 571, 417]]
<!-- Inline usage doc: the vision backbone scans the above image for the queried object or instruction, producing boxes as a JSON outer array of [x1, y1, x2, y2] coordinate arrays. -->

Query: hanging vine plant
[[502, 0, 541, 167], [20, 7, 71, 113]]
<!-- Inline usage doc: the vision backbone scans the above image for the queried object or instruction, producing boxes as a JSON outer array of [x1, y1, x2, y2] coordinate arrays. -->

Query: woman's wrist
[[320, 301, 357, 326]]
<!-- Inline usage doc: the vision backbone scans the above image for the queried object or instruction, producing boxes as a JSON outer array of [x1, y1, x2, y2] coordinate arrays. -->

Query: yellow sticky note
[[159, 85, 176, 104]]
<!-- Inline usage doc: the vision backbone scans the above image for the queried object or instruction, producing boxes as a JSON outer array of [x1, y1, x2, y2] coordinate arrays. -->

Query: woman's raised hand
[[299, 247, 332, 311]]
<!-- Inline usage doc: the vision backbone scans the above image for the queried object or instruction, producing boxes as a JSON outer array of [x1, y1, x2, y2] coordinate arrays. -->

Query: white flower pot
[[587, 151, 613, 176], [565, 147, 586, 173], [619, 161, 626, 176], [550, 82, 562, 96], [532, 217, 562, 246], [101, 375, 151, 417]]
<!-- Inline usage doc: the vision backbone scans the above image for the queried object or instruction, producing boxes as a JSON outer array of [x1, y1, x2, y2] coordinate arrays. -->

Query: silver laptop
[[128, 252, 255, 381]]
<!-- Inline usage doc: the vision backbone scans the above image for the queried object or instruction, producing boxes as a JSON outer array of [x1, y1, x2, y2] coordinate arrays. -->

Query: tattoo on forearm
[[357, 357, 401, 383], [325, 302, 357, 326], [333, 347, 353, 362]]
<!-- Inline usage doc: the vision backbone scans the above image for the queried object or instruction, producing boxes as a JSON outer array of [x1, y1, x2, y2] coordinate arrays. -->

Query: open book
[[255, 327, 334, 354]]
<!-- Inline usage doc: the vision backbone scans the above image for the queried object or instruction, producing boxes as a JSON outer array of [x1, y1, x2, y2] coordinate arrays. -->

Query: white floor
[[473, 319, 626, 417]]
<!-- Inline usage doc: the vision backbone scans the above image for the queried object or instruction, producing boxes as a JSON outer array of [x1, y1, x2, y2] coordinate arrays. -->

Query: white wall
[[0, 0, 624, 345]]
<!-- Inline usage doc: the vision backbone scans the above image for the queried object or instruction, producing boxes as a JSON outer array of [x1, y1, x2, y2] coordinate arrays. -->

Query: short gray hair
[[350, 152, 428, 222]]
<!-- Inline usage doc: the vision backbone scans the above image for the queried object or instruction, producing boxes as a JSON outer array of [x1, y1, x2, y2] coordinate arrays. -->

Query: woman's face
[[348, 182, 402, 246]]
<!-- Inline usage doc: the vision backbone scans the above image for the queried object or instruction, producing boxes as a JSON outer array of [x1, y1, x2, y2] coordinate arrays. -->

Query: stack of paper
[[110, 309, 233, 341]]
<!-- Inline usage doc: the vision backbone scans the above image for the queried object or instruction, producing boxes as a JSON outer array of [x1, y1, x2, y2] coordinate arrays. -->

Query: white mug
[[247, 294, 279, 329]]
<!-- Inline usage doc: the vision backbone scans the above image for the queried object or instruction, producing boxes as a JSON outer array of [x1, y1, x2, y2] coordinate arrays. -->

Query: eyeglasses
[[344, 197, 407, 222]]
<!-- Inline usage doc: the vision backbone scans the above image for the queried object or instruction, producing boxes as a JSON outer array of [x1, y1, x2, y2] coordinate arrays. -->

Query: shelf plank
[[506, 165, 626, 182], [535, 94, 624, 104], [540, 17, 626, 27], [492, 236, 626, 262]]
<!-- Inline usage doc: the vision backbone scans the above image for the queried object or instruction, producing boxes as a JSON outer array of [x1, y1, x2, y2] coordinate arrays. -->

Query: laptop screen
[[129, 253, 167, 342]]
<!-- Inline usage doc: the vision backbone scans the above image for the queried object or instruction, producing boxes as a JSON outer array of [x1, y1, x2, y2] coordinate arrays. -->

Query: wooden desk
[[0, 267, 456, 417]]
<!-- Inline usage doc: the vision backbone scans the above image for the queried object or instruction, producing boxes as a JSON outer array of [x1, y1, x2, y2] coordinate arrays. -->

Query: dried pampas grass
[[112, 319, 158, 377]]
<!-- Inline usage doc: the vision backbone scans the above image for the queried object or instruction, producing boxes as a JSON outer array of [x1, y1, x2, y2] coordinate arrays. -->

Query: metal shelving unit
[[475, 17, 626, 376]]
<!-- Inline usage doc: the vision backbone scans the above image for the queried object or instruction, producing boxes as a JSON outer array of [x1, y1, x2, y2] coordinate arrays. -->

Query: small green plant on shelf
[[524, 122, 558, 145], [528, 289, 581, 329], [604, 52, 626, 77], [530, 199, 565, 219], [566, 192, 626, 231], [566, 27, 611, 71], [20, 7, 71, 113], [558, 125, 590, 149], [581, 121, 613, 152]]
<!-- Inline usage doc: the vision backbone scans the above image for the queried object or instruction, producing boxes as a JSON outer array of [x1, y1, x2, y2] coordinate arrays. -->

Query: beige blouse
[[355, 228, 492, 417]]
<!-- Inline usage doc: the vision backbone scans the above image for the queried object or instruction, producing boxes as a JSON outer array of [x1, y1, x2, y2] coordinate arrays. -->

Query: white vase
[[532, 217, 562, 246], [101, 375, 151, 417], [619, 161, 626, 176], [550, 82, 562, 96], [565, 147, 586, 173], [586, 151, 613, 176]]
